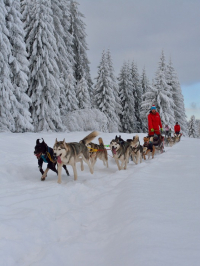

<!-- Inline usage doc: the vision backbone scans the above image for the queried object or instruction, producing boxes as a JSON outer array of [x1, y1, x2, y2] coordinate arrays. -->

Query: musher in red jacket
[[174, 122, 181, 134], [148, 105, 163, 136]]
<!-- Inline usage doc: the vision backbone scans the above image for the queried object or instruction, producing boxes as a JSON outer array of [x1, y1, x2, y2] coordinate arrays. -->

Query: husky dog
[[53, 131, 99, 183], [34, 139, 69, 181], [110, 135, 130, 170], [87, 137, 108, 168], [168, 136, 176, 147], [143, 136, 156, 160], [129, 135, 143, 164], [164, 136, 170, 147]]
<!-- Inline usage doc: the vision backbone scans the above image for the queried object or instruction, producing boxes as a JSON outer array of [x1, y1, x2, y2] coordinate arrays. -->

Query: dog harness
[[130, 142, 141, 153], [41, 147, 55, 163], [143, 142, 153, 152]]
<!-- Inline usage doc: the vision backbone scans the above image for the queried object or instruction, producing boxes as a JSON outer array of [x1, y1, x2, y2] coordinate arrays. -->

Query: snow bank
[[62, 108, 108, 132]]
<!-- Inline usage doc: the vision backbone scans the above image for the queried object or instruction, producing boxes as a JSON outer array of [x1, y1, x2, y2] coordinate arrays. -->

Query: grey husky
[[53, 131, 99, 183], [110, 135, 131, 170]]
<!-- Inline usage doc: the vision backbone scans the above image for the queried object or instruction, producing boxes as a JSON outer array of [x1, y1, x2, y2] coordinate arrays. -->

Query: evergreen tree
[[51, 0, 77, 114], [153, 51, 175, 127], [23, 0, 63, 131], [76, 75, 91, 109], [141, 67, 148, 96], [69, 0, 93, 97], [188, 115, 197, 138], [106, 49, 122, 121], [196, 119, 200, 138], [60, 72, 79, 114], [130, 61, 142, 132], [140, 67, 153, 132], [167, 59, 188, 135], [0, 0, 16, 131], [5, 0, 33, 132], [94, 50, 118, 132], [118, 62, 136, 133]]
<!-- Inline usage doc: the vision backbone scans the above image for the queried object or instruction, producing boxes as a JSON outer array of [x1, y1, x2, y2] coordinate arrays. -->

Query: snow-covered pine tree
[[140, 67, 153, 132], [69, 1, 93, 99], [166, 59, 188, 135], [106, 49, 121, 125], [5, 0, 33, 132], [94, 50, 118, 132], [153, 51, 175, 128], [0, 0, 16, 132], [60, 72, 79, 115], [51, 0, 77, 116], [23, 0, 63, 131], [141, 67, 148, 96], [130, 61, 143, 132], [118, 62, 136, 133], [196, 119, 200, 138], [188, 115, 198, 138], [76, 75, 91, 109]]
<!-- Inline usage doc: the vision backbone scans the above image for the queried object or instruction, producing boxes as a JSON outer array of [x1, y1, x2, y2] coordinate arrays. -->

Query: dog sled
[[174, 132, 182, 142], [149, 134, 165, 153]]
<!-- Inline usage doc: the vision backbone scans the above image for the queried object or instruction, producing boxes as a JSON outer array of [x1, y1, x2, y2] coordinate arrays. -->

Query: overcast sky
[[78, 0, 200, 119]]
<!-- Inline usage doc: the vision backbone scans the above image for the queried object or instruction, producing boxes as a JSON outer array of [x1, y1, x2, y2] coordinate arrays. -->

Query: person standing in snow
[[164, 124, 170, 137], [148, 105, 163, 136], [168, 128, 172, 137], [174, 122, 181, 135]]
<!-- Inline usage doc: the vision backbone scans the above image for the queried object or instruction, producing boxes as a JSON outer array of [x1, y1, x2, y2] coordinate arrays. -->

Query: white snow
[[0, 131, 200, 266]]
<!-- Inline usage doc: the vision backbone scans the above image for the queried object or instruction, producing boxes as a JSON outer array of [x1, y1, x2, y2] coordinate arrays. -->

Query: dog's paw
[[57, 180, 61, 184], [41, 175, 46, 181]]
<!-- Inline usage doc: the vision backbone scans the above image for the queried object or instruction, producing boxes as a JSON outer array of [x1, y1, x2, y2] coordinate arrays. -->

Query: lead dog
[[53, 131, 99, 183], [110, 135, 130, 170], [87, 137, 108, 168], [34, 139, 69, 181]]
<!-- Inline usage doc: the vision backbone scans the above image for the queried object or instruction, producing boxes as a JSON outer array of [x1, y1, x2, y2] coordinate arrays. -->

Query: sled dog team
[[34, 104, 182, 183], [34, 130, 181, 184]]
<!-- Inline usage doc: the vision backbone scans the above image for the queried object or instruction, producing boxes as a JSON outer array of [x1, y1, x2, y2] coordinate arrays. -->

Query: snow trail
[[0, 132, 199, 266]]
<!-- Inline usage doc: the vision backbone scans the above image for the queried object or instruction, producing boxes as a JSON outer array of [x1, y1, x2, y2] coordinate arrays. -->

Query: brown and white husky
[[129, 135, 143, 164], [87, 137, 108, 168]]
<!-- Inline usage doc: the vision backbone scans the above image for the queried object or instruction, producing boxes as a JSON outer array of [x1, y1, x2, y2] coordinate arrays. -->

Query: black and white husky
[[53, 131, 99, 183]]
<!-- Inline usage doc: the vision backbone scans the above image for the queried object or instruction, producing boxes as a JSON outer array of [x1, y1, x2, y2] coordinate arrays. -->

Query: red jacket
[[174, 124, 180, 132], [148, 111, 162, 136]]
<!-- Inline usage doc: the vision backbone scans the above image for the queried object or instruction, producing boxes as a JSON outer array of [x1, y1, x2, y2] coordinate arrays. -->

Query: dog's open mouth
[[57, 154, 62, 164], [35, 152, 42, 159], [112, 146, 117, 154]]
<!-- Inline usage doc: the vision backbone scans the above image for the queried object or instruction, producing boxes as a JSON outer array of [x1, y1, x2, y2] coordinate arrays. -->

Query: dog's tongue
[[112, 147, 116, 154], [57, 156, 62, 164]]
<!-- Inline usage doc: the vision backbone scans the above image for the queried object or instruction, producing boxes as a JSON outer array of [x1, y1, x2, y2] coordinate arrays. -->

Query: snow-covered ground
[[0, 131, 200, 266]]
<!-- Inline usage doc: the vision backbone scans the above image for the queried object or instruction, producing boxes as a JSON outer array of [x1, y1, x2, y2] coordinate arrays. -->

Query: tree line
[[0, 0, 199, 137]]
